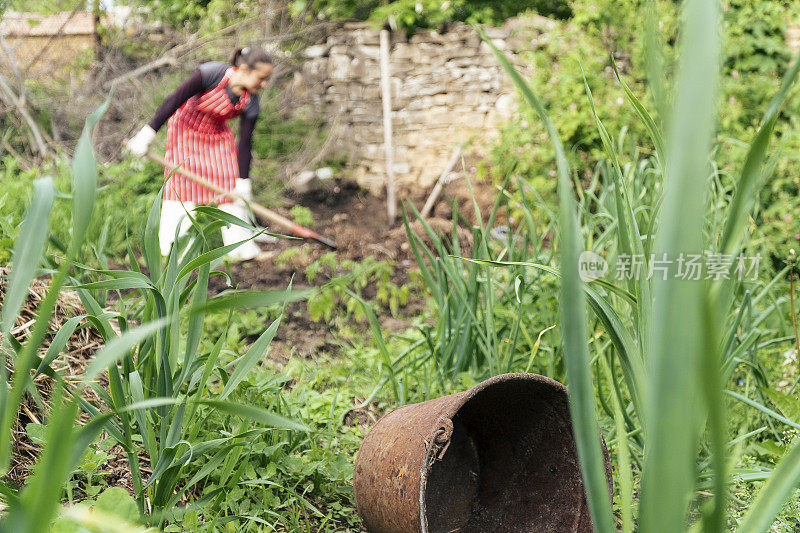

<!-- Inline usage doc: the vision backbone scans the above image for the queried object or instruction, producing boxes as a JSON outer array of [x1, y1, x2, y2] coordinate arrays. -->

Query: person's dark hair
[[230, 46, 273, 68]]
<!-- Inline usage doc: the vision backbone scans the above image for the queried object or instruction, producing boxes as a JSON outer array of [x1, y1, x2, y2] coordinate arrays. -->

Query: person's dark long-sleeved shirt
[[148, 62, 260, 180]]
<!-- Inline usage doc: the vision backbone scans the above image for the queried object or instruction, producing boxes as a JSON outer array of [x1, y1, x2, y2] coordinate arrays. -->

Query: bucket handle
[[426, 417, 454, 467]]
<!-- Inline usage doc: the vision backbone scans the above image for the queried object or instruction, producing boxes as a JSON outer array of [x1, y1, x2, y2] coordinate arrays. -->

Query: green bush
[[292, 0, 571, 31], [488, 1, 800, 274], [0, 155, 162, 261], [484, 16, 644, 231]]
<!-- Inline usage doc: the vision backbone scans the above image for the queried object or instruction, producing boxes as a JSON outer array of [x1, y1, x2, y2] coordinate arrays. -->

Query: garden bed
[[207, 176, 502, 360]]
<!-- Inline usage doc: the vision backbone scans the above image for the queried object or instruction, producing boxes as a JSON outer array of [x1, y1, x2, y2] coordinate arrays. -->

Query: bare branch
[[103, 17, 333, 89], [0, 73, 51, 158], [103, 20, 249, 89]]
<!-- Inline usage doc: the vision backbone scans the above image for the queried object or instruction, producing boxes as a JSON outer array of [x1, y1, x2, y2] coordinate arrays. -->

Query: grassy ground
[[6, 2, 800, 529], [4, 112, 800, 532]]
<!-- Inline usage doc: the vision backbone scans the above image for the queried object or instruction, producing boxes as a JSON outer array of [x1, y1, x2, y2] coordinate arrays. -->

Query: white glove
[[233, 178, 253, 202], [126, 125, 156, 157]]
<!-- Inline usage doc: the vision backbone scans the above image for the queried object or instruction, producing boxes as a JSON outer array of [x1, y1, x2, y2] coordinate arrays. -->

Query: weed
[[291, 205, 317, 228]]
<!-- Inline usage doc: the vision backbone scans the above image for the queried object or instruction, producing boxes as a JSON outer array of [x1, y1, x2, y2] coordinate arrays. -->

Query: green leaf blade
[[1, 177, 55, 336]]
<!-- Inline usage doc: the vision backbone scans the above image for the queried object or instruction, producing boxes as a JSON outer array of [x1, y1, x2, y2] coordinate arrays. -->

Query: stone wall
[[292, 15, 800, 196], [289, 18, 548, 194]]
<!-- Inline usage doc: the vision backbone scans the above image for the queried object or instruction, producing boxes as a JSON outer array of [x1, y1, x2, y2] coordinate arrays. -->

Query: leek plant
[[470, 0, 800, 529], [401, 174, 562, 387], [67, 197, 312, 523], [0, 98, 309, 531]]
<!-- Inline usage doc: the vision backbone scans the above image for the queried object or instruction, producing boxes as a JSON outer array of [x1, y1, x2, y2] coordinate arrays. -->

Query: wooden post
[[379, 29, 396, 227]]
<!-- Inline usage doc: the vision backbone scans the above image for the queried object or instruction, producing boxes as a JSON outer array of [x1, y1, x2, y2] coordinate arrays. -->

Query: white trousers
[[158, 200, 261, 260]]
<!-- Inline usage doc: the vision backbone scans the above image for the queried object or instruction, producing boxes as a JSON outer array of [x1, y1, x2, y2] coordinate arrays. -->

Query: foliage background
[[3, 0, 800, 531]]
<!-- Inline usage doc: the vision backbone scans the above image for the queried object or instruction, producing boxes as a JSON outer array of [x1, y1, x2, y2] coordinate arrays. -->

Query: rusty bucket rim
[[417, 372, 570, 533]]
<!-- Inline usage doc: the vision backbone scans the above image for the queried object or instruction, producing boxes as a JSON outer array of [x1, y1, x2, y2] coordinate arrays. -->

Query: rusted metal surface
[[353, 373, 613, 533]]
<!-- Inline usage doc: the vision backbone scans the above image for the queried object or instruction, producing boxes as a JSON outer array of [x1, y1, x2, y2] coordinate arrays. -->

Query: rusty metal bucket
[[353, 373, 612, 533]]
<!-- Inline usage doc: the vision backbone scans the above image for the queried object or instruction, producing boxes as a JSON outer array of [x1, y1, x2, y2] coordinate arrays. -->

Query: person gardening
[[126, 46, 274, 260]]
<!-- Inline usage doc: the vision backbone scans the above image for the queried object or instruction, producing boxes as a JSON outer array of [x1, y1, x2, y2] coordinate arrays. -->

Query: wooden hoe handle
[[146, 152, 337, 249]]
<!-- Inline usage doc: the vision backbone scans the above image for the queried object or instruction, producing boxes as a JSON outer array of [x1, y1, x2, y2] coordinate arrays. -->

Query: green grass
[[6, 1, 800, 531], [0, 100, 313, 531], [473, 0, 800, 529], [0, 155, 162, 263], [290, 206, 317, 228]]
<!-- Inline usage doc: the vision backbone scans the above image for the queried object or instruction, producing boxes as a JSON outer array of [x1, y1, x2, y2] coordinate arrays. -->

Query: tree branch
[[0, 73, 51, 158]]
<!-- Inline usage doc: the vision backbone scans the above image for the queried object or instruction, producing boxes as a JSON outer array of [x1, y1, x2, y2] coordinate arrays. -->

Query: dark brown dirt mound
[[212, 176, 500, 285], [207, 177, 503, 359]]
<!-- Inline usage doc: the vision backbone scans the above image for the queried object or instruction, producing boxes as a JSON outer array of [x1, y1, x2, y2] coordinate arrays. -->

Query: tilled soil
[[206, 177, 503, 360]]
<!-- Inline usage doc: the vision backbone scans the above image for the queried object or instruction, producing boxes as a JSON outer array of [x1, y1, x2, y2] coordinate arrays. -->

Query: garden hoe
[[146, 152, 338, 249]]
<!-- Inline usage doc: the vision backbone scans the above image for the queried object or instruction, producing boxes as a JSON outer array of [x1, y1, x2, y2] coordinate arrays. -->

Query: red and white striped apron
[[163, 68, 250, 204]]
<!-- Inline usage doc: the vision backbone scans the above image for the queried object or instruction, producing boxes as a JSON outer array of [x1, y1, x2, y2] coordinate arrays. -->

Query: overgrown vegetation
[[124, 0, 573, 33], [479, 0, 800, 524], [4, 0, 800, 531], [486, 0, 800, 267]]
